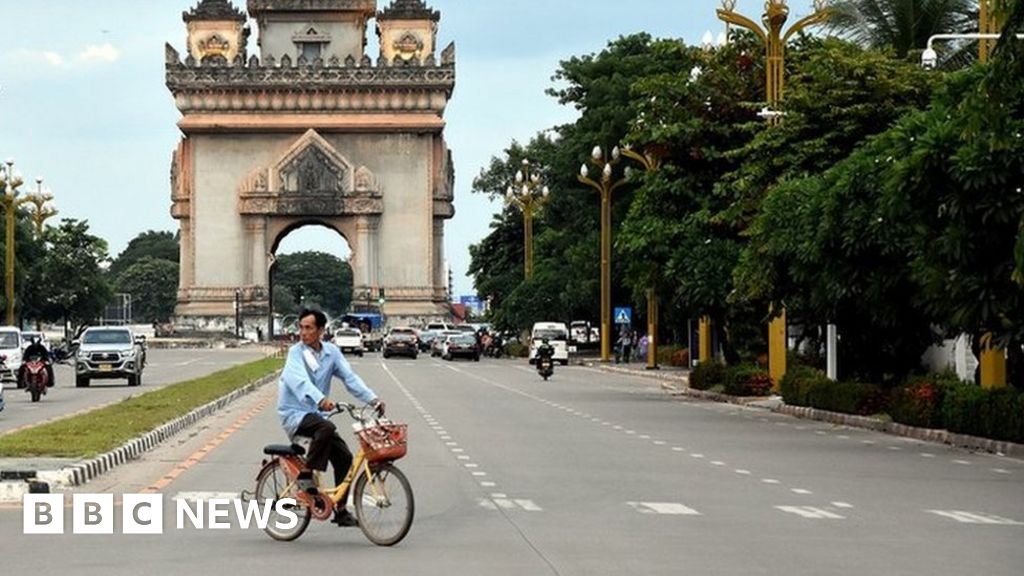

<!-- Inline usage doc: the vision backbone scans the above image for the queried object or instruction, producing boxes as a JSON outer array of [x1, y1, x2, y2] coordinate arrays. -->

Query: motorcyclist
[[536, 337, 555, 363], [20, 337, 55, 388]]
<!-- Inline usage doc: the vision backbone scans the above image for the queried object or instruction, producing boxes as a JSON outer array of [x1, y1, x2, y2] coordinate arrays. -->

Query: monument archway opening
[[269, 222, 354, 339]]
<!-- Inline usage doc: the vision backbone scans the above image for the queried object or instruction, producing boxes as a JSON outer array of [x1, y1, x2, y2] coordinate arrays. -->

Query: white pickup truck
[[75, 326, 147, 387], [333, 327, 364, 357]]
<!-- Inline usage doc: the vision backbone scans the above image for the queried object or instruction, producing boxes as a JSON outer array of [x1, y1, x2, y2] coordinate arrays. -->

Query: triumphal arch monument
[[165, 0, 455, 335]]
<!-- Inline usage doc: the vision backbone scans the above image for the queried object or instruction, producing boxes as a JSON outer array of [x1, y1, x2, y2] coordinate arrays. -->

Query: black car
[[443, 334, 481, 361], [383, 331, 418, 359]]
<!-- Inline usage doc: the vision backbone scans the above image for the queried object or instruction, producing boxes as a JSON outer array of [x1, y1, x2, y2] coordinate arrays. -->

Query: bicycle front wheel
[[353, 462, 414, 546], [254, 459, 312, 541]]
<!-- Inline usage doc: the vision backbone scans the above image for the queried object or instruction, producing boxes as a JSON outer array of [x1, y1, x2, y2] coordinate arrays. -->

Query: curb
[[591, 362, 1024, 457], [0, 370, 281, 500], [776, 404, 1024, 457]]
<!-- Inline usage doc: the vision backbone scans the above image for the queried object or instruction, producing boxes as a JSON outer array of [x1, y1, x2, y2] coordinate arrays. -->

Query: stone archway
[[167, 0, 456, 337]]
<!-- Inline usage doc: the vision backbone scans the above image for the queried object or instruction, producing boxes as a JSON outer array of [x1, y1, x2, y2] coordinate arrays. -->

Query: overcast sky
[[0, 0, 816, 297]]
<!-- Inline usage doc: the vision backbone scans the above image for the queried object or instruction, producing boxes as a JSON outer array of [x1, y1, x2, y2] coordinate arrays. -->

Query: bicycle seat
[[263, 443, 307, 456]]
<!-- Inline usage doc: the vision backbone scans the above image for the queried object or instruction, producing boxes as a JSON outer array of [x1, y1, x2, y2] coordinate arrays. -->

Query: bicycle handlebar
[[329, 401, 385, 425]]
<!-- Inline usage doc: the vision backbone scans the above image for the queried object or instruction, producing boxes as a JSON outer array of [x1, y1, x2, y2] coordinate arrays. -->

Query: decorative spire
[[183, 0, 247, 23], [378, 0, 440, 22]]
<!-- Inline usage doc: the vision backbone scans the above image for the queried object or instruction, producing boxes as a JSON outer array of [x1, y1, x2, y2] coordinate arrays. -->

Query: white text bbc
[[23, 494, 299, 534]]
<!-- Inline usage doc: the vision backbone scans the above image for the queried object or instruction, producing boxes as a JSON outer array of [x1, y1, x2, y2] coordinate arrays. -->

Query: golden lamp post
[[505, 159, 551, 280], [578, 146, 628, 362], [0, 159, 54, 325], [26, 177, 58, 237], [620, 145, 664, 370], [716, 0, 830, 384]]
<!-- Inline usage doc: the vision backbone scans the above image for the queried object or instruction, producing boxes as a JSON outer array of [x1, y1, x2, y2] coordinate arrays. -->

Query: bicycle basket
[[357, 423, 408, 462]]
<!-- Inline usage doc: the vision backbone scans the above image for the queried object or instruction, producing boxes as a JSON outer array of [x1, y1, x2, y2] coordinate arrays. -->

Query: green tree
[[115, 257, 180, 323], [827, 0, 977, 57], [271, 251, 352, 318], [108, 230, 179, 280], [34, 219, 113, 330], [469, 34, 691, 334]]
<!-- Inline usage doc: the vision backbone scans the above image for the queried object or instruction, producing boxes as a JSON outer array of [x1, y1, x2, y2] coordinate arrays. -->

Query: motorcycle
[[483, 334, 504, 358], [22, 355, 50, 402], [536, 347, 555, 381]]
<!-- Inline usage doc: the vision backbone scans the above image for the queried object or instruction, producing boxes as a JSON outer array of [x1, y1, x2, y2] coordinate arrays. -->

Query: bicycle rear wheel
[[353, 462, 414, 546], [254, 459, 312, 541]]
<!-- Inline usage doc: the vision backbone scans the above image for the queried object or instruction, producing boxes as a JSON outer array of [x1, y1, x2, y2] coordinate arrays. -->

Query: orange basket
[[357, 423, 408, 462]]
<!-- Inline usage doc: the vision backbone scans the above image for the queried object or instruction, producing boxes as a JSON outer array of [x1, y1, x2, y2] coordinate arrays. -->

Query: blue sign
[[459, 295, 483, 315], [614, 307, 632, 325]]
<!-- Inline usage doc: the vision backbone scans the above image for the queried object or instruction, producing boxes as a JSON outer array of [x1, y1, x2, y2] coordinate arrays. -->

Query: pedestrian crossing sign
[[614, 307, 632, 325]]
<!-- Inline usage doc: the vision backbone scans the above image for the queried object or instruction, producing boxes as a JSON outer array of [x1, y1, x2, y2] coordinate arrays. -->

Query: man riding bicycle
[[277, 308, 385, 528]]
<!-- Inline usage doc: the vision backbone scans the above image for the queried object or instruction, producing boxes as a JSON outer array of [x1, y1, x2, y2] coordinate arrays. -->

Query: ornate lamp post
[[26, 177, 58, 237], [505, 159, 550, 280], [717, 0, 830, 117], [578, 146, 628, 362], [717, 0, 829, 384], [620, 145, 664, 370], [0, 159, 37, 325]]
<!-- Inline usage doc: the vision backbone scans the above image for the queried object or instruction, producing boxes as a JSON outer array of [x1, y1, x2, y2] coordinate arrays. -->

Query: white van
[[529, 322, 569, 365], [0, 327, 23, 381]]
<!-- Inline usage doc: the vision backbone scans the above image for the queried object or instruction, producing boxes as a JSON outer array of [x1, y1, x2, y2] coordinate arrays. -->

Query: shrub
[[943, 385, 1024, 443], [779, 364, 827, 407], [656, 345, 689, 367], [505, 342, 529, 358], [724, 364, 773, 396], [805, 379, 888, 416], [690, 361, 727, 391], [890, 372, 964, 429]]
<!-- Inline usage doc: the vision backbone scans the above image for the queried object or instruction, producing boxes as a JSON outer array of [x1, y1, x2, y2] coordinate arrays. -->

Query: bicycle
[[251, 402, 414, 546]]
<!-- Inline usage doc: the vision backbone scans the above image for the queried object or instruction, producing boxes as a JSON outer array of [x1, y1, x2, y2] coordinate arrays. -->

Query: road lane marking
[[992, 468, 1011, 474], [762, 479, 781, 484], [776, 506, 844, 519], [953, 459, 971, 465], [627, 502, 701, 515], [791, 489, 813, 495], [832, 502, 854, 508], [927, 510, 1024, 525]]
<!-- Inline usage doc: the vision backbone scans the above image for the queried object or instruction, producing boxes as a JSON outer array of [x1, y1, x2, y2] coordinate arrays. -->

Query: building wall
[[257, 14, 367, 62]]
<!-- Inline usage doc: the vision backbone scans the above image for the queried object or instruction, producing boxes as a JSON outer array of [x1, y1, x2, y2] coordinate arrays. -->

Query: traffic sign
[[614, 307, 632, 325]]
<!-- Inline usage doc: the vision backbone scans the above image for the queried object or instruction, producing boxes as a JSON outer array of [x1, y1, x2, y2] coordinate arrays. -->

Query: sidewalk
[[586, 360, 1022, 457]]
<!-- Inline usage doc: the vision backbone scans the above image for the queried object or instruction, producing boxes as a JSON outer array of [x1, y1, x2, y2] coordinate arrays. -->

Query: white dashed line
[[791, 489, 813, 495], [953, 460, 971, 465], [735, 469, 751, 475]]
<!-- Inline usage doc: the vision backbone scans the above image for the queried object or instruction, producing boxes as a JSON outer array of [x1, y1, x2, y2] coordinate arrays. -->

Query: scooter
[[536, 350, 555, 381], [22, 357, 50, 402]]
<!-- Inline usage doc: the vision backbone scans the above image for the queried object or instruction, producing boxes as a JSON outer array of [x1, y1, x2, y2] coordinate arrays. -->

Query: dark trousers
[[296, 413, 353, 498]]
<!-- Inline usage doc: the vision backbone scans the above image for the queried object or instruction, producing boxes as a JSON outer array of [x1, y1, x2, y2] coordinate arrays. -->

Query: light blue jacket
[[277, 341, 377, 438]]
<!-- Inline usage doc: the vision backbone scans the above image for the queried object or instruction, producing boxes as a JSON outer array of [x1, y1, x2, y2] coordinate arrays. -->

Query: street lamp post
[[620, 145, 664, 370], [0, 159, 38, 326], [578, 146, 628, 362], [26, 177, 58, 237], [717, 0, 830, 385], [505, 159, 551, 280]]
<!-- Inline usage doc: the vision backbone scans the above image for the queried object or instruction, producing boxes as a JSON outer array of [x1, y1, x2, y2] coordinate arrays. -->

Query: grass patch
[[0, 356, 283, 458]]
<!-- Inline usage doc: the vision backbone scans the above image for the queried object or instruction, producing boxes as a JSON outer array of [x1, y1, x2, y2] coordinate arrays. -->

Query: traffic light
[[378, 287, 385, 305]]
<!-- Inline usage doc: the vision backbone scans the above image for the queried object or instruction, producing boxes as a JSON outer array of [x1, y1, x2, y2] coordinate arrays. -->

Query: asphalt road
[[0, 348, 269, 435], [0, 352, 1022, 575]]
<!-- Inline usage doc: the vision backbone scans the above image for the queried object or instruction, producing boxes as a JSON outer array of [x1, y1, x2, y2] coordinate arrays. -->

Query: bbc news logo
[[23, 494, 298, 534]]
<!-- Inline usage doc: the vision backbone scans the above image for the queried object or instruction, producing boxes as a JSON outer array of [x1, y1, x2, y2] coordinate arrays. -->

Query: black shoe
[[332, 509, 358, 527], [295, 472, 318, 495]]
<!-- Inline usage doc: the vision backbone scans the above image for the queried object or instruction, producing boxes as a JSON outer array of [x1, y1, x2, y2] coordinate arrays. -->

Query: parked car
[[333, 327, 364, 357], [383, 328, 418, 359], [75, 326, 146, 387], [431, 330, 461, 357], [424, 322, 453, 332], [442, 333, 481, 361], [0, 327, 22, 382]]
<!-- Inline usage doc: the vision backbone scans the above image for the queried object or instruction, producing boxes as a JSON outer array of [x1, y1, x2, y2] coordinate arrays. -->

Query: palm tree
[[827, 0, 978, 57]]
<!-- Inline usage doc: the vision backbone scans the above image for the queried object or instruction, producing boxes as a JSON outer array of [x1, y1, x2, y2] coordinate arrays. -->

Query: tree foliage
[[116, 257, 179, 323], [827, 0, 977, 57], [108, 230, 179, 280], [33, 219, 113, 328], [271, 251, 352, 318]]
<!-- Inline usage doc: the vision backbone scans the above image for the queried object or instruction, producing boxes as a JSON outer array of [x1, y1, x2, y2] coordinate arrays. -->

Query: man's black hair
[[299, 308, 327, 329]]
